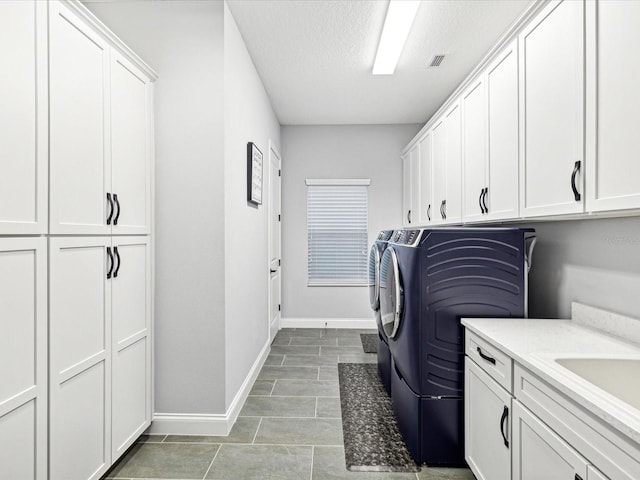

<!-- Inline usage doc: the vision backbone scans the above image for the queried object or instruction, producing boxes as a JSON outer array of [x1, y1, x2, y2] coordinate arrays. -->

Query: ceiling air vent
[[428, 54, 446, 68]]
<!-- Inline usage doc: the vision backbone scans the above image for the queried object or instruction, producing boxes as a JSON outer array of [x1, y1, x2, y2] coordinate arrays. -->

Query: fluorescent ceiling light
[[372, 0, 420, 75]]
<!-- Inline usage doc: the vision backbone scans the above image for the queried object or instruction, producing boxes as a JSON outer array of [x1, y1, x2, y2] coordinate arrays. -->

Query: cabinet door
[[444, 101, 462, 223], [0, 1, 47, 235], [432, 119, 446, 224], [402, 154, 411, 227], [519, 0, 584, 217], [465, 359, 511, 480], [49, 1, 110, 235], [585, 0, 640, 212], [512, 400, 588, 480], [409, 146, 420, 225], [111, 52, 152, 234], [0, 238, 47, 480], [111, 237, 151, 460], [418, 133, 433, 224], [49, 237, 112, 480], [462, 78, 487, 222], [486, 40, 520, 221]]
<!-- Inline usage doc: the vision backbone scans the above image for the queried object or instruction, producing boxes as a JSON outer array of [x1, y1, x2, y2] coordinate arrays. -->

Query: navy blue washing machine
[[368, 229, 395, 394], [379, 227, 535, 466]]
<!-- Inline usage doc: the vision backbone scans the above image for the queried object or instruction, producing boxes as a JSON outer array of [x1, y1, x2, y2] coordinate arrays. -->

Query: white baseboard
[[149, 339, 271, 436], [280, 317, 376, 329]]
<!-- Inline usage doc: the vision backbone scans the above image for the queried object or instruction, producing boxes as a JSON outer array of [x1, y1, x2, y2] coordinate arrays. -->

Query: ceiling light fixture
[[372, 0, 421, 75]]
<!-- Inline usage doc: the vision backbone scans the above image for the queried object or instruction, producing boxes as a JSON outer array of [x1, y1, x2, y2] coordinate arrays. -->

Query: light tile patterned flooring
[[102, 328, 475, 480]]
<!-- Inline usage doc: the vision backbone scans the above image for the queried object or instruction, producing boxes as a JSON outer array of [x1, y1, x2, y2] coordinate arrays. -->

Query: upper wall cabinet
[[418, 132, 433, 224], [519, 0, 584, 218], [49, 1, 153, 235], [402, 146, 420, 226], [0, 1, 48, 235], [444, 101, 463, 224], [585, 0, 640, 212], [431, 117, 446, 225]]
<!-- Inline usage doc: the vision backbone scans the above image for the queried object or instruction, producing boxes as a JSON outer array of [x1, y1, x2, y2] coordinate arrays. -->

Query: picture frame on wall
[[247, 142, 263, 205]]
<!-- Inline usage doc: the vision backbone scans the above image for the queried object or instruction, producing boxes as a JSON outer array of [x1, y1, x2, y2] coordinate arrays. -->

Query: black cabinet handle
[[500, 405, 509, 448], [407, 209, 412, 224], [113, 246, 121, 278], [113, 194, 121, 225], [106, 246, 114, 279], [440, 200, 445, 219], [575, 475, 584, 480], [106, 193, 114, 225], [443, 199, 447, 220], [270, 269, 277, 274], [571, 161, 581, 201], [478, 189, 485, 214], [482, 187, 489, 214], [476, 346, 496, 365], [427, 204, 431, 221]]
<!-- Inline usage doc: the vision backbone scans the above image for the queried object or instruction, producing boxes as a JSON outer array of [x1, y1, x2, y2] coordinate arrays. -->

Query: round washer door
[[368, 245, 381, 310], [379, 247, 403, 339]]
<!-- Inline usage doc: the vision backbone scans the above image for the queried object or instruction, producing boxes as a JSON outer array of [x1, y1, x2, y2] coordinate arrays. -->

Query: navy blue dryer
[[379, 228, 535, 466], [367, 229, 395, 394]]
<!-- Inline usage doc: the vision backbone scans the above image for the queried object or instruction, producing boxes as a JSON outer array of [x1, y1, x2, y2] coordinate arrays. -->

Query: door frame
[[267, 140, 282, 343]]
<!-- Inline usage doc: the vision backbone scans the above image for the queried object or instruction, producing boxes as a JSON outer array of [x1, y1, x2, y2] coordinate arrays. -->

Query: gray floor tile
[[316, 397, 342, 418], [271, 379, 339, 397], [337, 337, 364, 347], [280, 328, 323, 338], [321, 328, 376, 338], [136, 434, 166, 443], [257, 365, 319, 380], [205, 444, 313, 480], [319, 366, 339, 380], [338, 354, 377, 364], [163, 417, 261, 445], [290, 336, 339, 346], [240, 395, 317, 417], [271, 335, 291, 345], [271, 345, 321, 355], [321, 346, 369, 356], [249, 379, 275, 395], [283, 354, 338, 366], [264, 354, 285, 365], [105, 442, 219, 479], [312, 446, 419, 479], [416, 466, 475, 479], [254, 417, 343, 446]]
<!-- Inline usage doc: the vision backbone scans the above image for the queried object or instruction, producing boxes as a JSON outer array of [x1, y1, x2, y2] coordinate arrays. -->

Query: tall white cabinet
[[0, 2, 156, 479]]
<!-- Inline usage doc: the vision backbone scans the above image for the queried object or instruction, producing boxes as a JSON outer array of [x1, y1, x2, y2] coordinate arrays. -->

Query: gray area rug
[[359, 333, 378, 353], [338, 363, 420, 472]]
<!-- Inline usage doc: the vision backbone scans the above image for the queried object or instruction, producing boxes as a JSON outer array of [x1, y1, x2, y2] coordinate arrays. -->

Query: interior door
[[268, 142, 282, 343]]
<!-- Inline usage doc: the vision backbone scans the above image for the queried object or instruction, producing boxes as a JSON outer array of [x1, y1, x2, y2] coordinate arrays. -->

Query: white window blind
[[306, 180, 369, 286]]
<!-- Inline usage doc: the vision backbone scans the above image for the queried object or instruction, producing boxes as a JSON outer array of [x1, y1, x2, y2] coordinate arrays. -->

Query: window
[[306, 179, 370, 286]]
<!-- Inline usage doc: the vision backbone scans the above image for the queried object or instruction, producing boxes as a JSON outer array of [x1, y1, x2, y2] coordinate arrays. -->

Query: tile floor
[[102, 328, 475, 480]]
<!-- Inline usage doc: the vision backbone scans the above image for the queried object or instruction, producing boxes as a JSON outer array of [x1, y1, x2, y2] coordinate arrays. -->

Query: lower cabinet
[[49, 236, 151, 480], [0, 238, 47, 480], [465, 358, 511, 480]]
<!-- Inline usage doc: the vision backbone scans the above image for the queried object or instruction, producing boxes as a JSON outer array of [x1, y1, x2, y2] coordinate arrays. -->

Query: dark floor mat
[[338, 363, 420, 472], [359, 333, 377, 353]]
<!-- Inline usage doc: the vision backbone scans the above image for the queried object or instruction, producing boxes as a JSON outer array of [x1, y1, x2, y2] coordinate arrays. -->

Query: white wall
[[223, 3, 281, 409], [519, 216, 640, 320], [281, 125, 421, 321], [85, 1, 227, 415]]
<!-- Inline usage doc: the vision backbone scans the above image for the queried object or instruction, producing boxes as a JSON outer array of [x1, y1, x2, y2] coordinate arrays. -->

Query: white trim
[[305, 178, 371, 186], [148, 340, 271, 436], [280, 317, 377, 330]]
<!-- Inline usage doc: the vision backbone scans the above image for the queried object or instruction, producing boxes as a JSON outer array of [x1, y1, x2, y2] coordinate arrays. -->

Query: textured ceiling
[[227, 0, 533, 125]]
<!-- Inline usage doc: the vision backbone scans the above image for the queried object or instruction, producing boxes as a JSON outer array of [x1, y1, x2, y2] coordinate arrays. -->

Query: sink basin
[[555, 358, 640, 410]]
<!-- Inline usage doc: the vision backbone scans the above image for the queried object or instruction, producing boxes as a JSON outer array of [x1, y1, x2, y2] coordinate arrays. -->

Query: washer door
[[368, 245, 381, 310], [380, 247, 403, 339]]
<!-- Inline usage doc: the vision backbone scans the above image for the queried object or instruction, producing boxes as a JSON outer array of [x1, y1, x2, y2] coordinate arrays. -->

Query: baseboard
[[149, 339, 271, 436], [280, 317, 376, 329]]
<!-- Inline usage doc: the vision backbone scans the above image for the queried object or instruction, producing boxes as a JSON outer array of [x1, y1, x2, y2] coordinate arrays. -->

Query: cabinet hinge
[[278, 304, 281, 311], [278, 259, 281, 266]]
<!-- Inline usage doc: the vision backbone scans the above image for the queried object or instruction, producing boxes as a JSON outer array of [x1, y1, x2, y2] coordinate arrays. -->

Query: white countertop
[[462, 311, 640, 446]]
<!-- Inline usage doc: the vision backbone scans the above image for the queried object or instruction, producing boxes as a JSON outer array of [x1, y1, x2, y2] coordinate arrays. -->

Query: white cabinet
[[49, 236, 151, 480], [431, 118, 446, 224], [402, 146, 419, 226], [465, 358, 511, 480], [461, 77, 487, 222], [512, 400, 589, 480], [0, 238, 47, 480], [486, 40, 520, 221], [585, 0, 640, 212], [49, 1, 153, 235], [0, 1, 48, 235], [519, 0, 584, 217], [418, 133, 433, 224], [444, 102, 462, 224]]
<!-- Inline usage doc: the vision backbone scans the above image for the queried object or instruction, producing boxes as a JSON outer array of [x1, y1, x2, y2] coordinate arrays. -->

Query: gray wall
[[223, 3, 281, 408], [519, 216, 640, 320], [281, 125, 421, 320]]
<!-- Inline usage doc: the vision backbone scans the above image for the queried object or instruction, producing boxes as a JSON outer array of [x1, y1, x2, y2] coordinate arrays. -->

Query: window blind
[[307, 182, 369, 286]]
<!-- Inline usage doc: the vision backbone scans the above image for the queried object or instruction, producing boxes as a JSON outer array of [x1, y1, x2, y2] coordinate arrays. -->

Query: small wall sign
[[247, 142, 263, 205]]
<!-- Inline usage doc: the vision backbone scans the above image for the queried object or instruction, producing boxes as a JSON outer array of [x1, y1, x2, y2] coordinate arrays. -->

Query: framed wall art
[[247, 142, 263, 205]]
